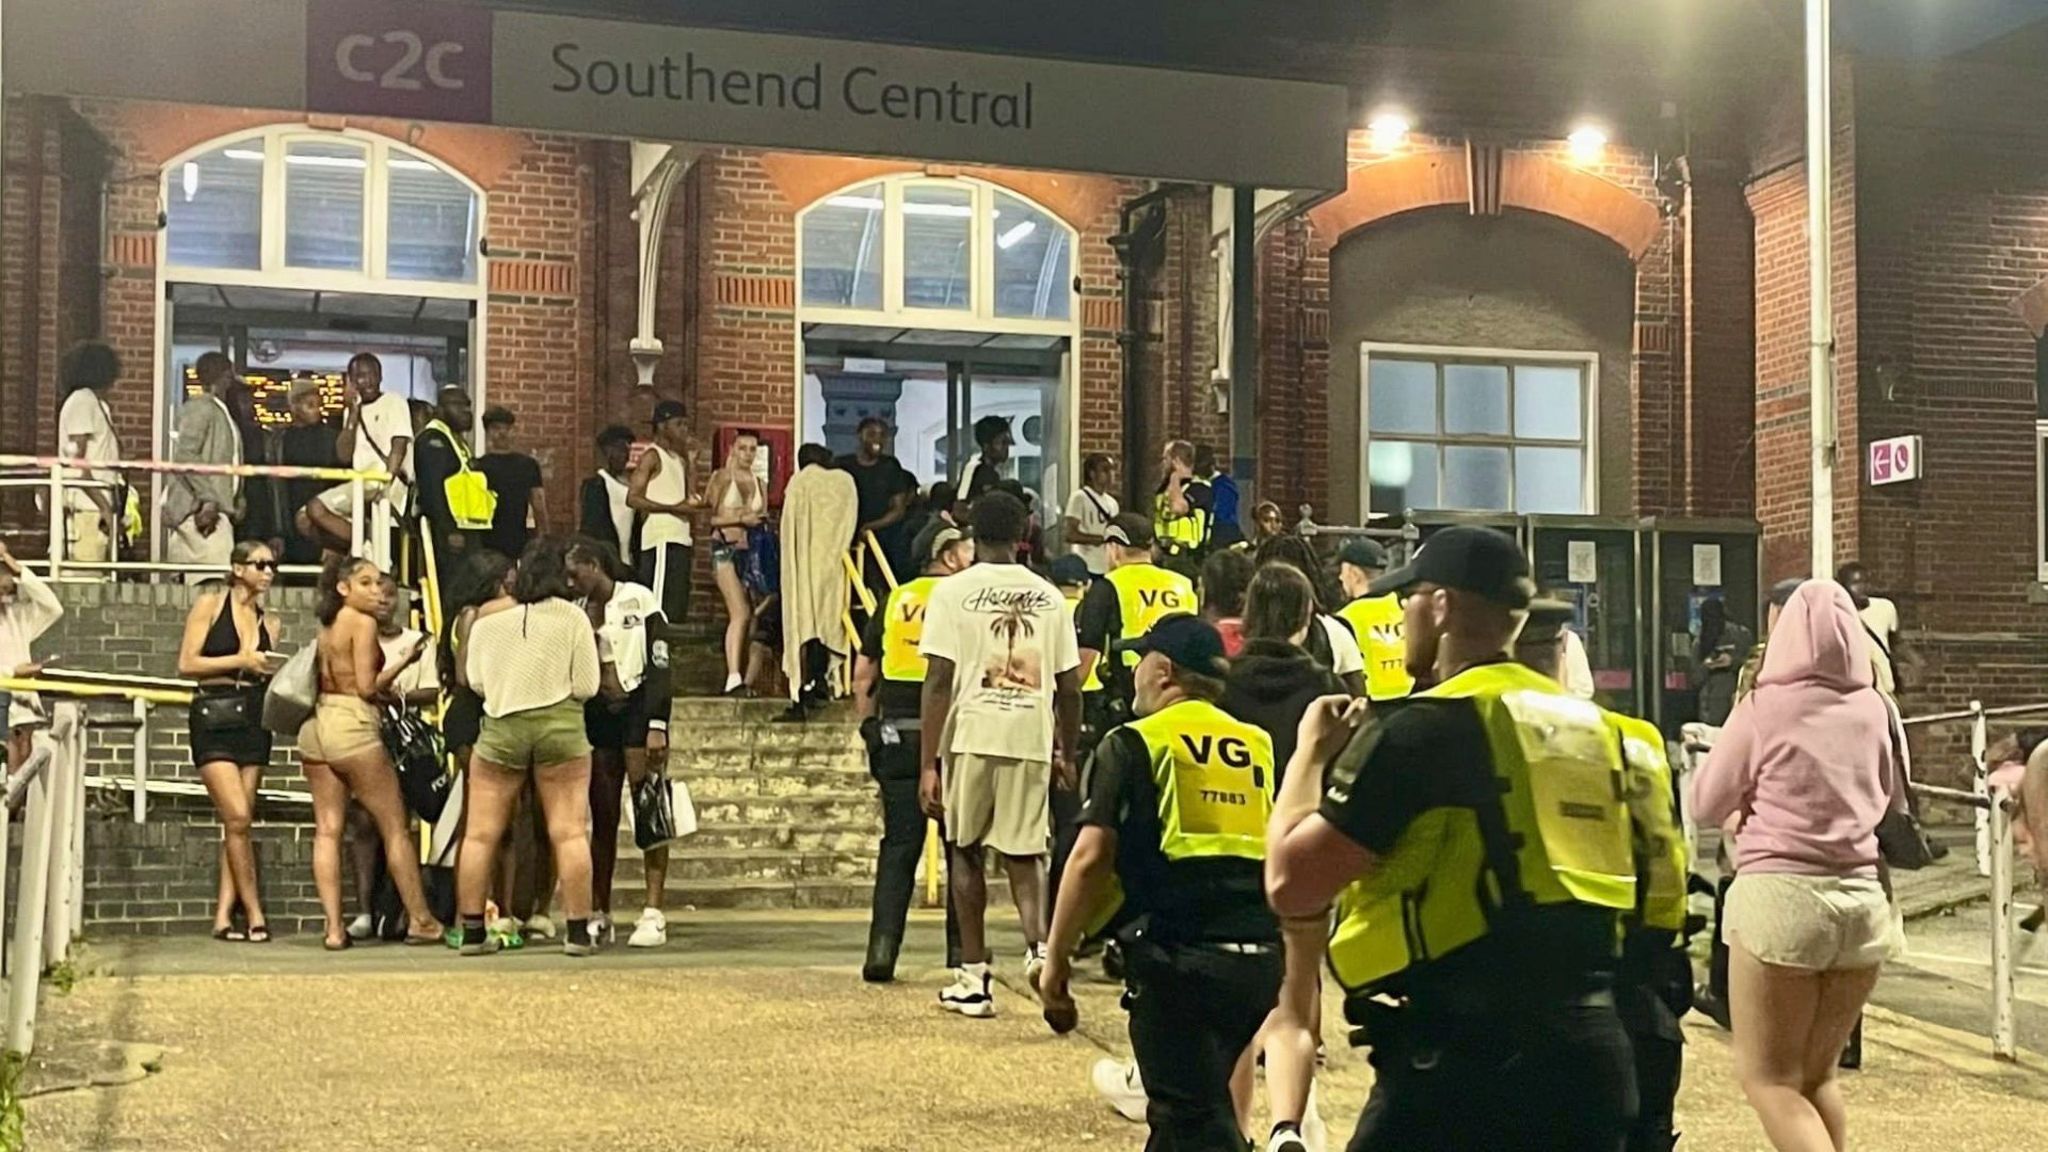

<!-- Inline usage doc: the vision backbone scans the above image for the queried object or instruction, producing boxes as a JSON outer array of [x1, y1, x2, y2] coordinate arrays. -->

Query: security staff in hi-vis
[[851, 520, 974, 983], [1267, 526, 1640, 1152], [1518, 600, 1695, 1152], [1047, 554, 1099, 923], [1334, 537, 1414, 702], [1076, 513, 1198, 726], [1153, 440, 1214, 581], [1041, 614, 1282, 1150]]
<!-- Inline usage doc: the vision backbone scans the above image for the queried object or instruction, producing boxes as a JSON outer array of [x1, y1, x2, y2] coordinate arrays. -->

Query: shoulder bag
[[383, 704, 454, 822], [261, 642, 318, 735]]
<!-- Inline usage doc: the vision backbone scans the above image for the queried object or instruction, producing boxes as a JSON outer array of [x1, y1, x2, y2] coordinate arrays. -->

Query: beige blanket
[[779, 463, 858, 700]]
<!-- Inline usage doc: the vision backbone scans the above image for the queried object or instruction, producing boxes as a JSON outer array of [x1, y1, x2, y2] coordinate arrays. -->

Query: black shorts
[[443, 686, 485, 751], [188, 685, 274, 769], [584, 688, 650, 748]]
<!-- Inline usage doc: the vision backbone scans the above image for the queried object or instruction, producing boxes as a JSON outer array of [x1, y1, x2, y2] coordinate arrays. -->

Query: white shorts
[[1726, 873, 1900, 971], [314, 481, 394, 519], [943, 753, 1050, 858]]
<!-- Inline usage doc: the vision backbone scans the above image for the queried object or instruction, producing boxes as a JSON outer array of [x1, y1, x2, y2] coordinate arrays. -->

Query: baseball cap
[[1769, 577, 1805, 608], [1102, 513, 1155, 549], [1049, 554, 1091, 588], [651, 399, 687, 427], [1336, 538, 1389, 571], [912, 521, 970, 567], [1366, 526, 1534, 609], [1111, 613, 1228, 677]]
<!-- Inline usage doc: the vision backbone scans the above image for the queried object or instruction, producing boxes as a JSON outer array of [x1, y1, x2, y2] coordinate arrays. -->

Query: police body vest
[[1326, 662, 1637, 994], [1082, 699, 1276, 936], [1338, 593, 1414, 702], [880, 576, 941, 683], [1106, 563, 1196, 669], [1153, 488, 1211, 554], [424, 419, 496, 531], [1606, 711, 1690, 937]]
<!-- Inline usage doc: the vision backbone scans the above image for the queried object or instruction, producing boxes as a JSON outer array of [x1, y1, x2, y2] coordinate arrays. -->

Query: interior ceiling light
[[1368, 112, 1410, 152], [1567, 124, 1608, 164]]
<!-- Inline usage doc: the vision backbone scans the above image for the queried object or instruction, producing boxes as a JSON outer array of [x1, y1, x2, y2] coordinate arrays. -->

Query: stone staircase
[[608, 696, 891, 910]]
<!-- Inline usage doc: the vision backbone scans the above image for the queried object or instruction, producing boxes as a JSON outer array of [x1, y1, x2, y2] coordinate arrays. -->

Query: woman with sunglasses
[[177, 540, 285, 942]]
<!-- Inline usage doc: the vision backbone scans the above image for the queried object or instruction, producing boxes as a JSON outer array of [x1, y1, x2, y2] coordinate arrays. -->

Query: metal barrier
[[0, 454, 394, 577], [4, 701, 87, 1057], [1900, 699, 2048, 878]]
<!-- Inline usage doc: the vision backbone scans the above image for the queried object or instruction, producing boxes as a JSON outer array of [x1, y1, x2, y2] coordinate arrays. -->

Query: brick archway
[[1306, 148, 1663, 261]]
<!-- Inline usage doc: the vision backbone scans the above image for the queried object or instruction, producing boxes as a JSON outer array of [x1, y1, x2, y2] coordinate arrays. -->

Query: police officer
[[1520, 600, 1694, 1152], [850, 519, 972, 982], [1267, 526, 1640, 1151], [1041, 614, 1282, 1151], [1077, 513, 1198, 727], [1333, 538, 1414, 702]]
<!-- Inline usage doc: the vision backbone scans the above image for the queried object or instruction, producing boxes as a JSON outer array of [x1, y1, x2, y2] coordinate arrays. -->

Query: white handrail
[[4, 701, 85, 1057]]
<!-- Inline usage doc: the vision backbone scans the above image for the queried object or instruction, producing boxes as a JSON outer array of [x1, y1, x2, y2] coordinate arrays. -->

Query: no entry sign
[[1868, 435, 1923, 486]]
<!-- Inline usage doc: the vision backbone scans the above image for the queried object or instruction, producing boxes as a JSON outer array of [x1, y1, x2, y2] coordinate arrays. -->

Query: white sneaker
[[523, 914, 556, 942], [938, 963, 995, 1018], [588, 912, 613, 946], [345, 913, 373, 942], [1267, 1130, 1310, 1152], [628, 907, 668, 948], [1091, 1057, 1148, 1123], [1023, 944, 1048, 993], [1301, 1083, 1329, 1152]]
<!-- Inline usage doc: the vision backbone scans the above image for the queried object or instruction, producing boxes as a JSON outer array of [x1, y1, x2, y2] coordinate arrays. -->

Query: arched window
[[164, 128, 482, 288], [798, 176, 1075, 325]]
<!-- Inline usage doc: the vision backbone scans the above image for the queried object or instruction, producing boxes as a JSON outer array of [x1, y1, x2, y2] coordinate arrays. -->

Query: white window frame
[[2036, 420, 2048, 583], [1358, 342, 1600, 516], [160, 126, 487, 300]]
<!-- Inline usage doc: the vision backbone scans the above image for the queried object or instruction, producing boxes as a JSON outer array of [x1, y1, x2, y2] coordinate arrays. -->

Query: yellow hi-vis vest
[[1065, 586, 1104, 693], [1154, 488, 1211, 554], [1607, 711, 1691, 937], [1082, 698, 1276, 936], [1338, 593, 1414, 702], [1326, 662, 1637, 994], [880, 576, 941, 683], [1105, 562, 1196, 670], [425, 419, 496, 531]]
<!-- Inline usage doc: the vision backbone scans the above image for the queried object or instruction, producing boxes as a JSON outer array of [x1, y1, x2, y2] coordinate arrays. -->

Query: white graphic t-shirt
[[920, 562, 1078, 764]]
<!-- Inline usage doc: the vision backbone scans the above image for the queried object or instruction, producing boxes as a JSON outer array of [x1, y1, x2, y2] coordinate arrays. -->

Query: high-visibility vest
[[424, 419, 495, 531], [1326, 662, 1637, 994], [1105, 563, 1196, 670], [1607, 711, 1691, 937], [880, 576, 942, 683], [1082, 698, 1276, 936], [1153, 486, 1211, 554], [1338, 593, 1414, 702], [1065, 586, 1104, 693]]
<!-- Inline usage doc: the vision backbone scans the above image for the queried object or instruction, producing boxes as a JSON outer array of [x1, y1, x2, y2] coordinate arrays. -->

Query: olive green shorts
[[475, 699, 592, 770]]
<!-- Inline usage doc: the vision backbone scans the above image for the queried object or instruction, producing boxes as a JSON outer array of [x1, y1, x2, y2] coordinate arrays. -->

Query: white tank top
[[641, 444, 692, 548], [714, 469, 766, 541]]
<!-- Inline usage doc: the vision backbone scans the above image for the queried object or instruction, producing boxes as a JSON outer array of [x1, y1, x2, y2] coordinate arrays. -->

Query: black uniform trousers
[[1049, 691, 1122, 922], [1346, 989, 1637, 1152], [866, 723, 960, 966], [1124, 938, 1284, 1152]]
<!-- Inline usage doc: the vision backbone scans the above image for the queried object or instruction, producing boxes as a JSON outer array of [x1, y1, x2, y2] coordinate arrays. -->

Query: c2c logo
[[335, 31, 467, 92]]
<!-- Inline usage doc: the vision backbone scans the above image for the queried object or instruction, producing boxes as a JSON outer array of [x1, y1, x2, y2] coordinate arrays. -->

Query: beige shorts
[[314, 481, 391, 519], [943, 752, 1050, 858], [298, 695, 384, 764], [1726, 872, 1900, 971]]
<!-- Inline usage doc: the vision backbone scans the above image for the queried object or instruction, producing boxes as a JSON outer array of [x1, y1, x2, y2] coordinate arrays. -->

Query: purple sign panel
[[306, 0, 494, 122]]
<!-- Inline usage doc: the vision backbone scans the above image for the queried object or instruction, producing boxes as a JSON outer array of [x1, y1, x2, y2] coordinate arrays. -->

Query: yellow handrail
[[0, 676, 193, 706], [863, 530, 900, 592], [842, 548, 877, 616]]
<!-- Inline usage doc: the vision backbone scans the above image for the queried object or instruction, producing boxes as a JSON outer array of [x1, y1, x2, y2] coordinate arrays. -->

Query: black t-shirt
[[279, 423, 341, 564], [1317, 677, 1621, 999], [1075, 577, 1128, 702], [857, 595, 924, 721], [837, 453, 912, 528], [1078, 726, 1278, 944], [476, 451, 543, 559]]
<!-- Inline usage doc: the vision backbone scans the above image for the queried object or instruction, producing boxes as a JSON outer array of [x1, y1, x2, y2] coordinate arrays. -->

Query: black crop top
[[200, 590, 266, 664]]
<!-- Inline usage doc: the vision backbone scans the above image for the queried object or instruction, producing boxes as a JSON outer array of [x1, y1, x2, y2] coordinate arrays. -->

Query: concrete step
[[613, 846, 871, 883], [686, 792, 879, 826]]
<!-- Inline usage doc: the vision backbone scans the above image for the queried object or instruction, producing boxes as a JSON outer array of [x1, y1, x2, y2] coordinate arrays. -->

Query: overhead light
[[901, 201, 973, 218], [1567, 124, 1608, 164], [1368, 112, 1411, 153], [181, 162, 200, 202], [222, 148, 264, 162], [285, 153, 368, 170], [825, 195, 884, 211], [388, 158, 437, 172], [996, 220, 1037, 249]]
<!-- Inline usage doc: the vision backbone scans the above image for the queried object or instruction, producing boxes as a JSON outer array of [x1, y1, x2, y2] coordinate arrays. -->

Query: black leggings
[[589, 745, 627, 915]]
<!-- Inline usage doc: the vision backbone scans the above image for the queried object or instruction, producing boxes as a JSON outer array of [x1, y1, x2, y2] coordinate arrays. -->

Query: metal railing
[[0, 453, 395, 577], [1900, 699, 2048, 878], [4, 701, 87, 1057]]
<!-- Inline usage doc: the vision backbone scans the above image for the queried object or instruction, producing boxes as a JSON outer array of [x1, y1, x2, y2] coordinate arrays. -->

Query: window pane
[[902, 184, 973, 310], [1442, 445, 1512, 511], [992, 193, 1070, 320], [1443, 364, 1509, 435], [1515, 365, 1584, 440], [1515, 446, 1585, 513], [1367, 359, 1436, 434], [165, 140, 263, 269], [801, 183, 883, 309], [1369, 440, 1438, 515], [386, 155, 478, 282], [284, 140, 366, 271]]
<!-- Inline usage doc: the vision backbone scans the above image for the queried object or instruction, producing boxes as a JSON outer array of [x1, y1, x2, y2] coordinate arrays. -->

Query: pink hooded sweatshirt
[[1691, 580, 1898, 877]]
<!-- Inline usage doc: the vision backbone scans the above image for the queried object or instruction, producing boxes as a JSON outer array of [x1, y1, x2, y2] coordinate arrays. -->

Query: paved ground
[[13, 908, 2048, 1152]]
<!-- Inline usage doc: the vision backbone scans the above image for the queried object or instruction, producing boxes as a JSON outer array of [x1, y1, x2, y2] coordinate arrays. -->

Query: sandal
[[403, 928, 446, 947], [246, 924, 273, 944], [212, 924, 247, 943], [323, 934, 353, 952]]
